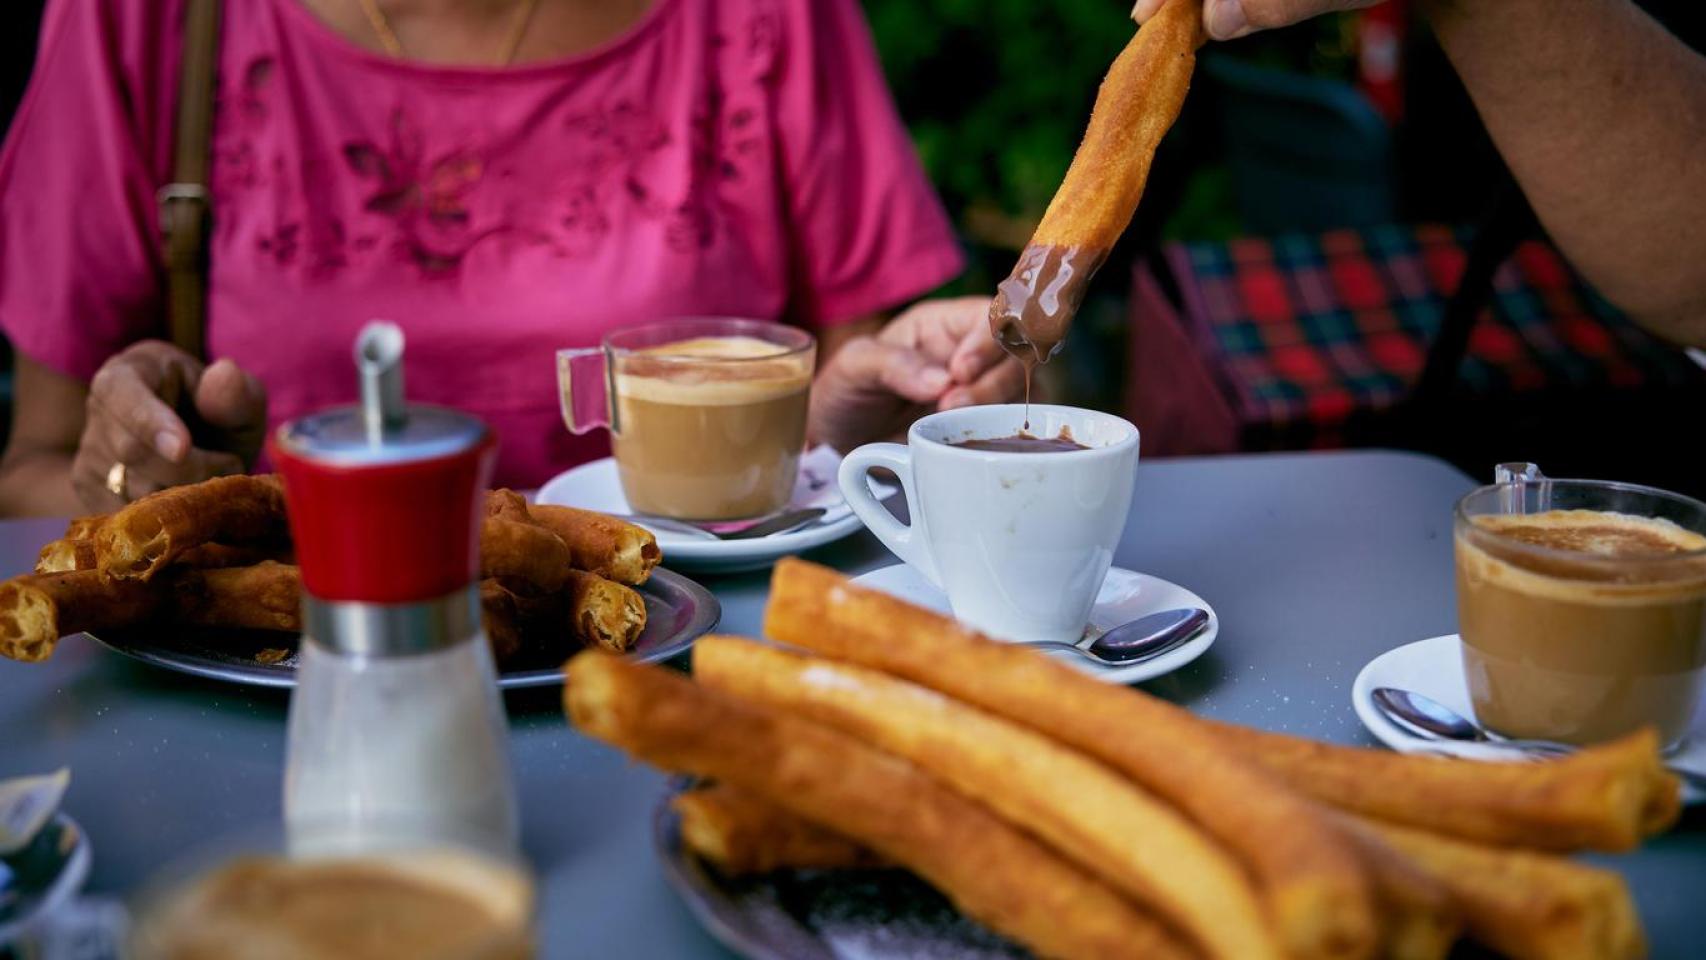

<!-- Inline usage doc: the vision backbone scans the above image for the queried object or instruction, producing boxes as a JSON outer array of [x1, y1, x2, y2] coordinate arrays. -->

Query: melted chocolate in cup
[[988, 244, 1109, 429], [948, 426, 1088, 453]]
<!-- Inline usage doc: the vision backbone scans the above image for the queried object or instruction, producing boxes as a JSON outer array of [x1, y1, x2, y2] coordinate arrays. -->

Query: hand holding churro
[[989, 0, 1204, 367]]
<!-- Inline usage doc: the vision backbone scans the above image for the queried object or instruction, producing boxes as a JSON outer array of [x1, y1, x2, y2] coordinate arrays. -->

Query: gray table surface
[[2, 450, 1701, 958]]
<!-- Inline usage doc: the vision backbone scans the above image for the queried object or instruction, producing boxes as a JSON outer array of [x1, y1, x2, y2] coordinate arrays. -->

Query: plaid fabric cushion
[[1165, 224, 1705, 446]]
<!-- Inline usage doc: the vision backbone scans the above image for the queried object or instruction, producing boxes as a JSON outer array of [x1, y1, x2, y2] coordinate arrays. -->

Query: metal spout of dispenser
[[356, 322, 407, 444]]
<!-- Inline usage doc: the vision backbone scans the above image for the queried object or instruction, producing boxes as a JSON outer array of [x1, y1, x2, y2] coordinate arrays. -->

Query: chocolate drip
[[988, 244, 1109, 366], [988, 244, 1108, 428]]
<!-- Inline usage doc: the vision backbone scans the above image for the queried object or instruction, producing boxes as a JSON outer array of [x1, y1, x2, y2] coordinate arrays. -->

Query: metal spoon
[[617, 508, 827, 541], [1023, 608, 1210, 667], [1374, 687, 1706, 789], [1372, 687, 1579, 758]]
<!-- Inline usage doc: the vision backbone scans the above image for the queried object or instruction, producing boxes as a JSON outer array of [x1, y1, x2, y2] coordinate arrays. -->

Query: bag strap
[[160, 0, 222, 361]]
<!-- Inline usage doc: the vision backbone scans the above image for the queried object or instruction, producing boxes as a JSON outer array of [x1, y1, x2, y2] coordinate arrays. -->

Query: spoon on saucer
[[1374, 686, 1706, 788], [1023, 608, 1210, 667], [616, 508, 827, 542], [1372, 687, 1589, 758]]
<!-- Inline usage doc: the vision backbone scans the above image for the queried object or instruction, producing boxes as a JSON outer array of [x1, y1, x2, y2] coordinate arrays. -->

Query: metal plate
[[84, 568, 719, 690], [653, 779, 1029, 960]]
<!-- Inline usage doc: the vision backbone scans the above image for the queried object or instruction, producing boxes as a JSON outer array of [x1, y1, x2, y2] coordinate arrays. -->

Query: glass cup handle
[[557, 348, 615, 435], [1494, 462, 1548, 513]]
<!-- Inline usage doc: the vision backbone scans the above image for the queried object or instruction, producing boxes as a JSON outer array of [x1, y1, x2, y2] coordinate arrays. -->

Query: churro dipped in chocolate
[[673, 784, 882, 876], [0, 571, 161, 662], [565, 652, 1191, 960], [989, 0, 1203, 367], [564, 570, 646, 653], [765, 559, 1376, 960], [1204, 721, 1681, 852], [527, 504, 660, 586], [95, 475, 287, 581], [696, 634, 1278, 960], [171, 562, 302, 633]]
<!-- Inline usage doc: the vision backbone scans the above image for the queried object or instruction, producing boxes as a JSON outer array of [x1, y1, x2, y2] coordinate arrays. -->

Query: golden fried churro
[[175, 543, 295, 569], [989, 0, 1203, 365], [673, 784, 881, 876], [696, 634, 1277, 960], [484, 488, 532, 523], [0, 571, 162, 662], [36, 538, 95, 573], [96, 475, 287, 581], [64, 515, 107, 541], [564, 570, 646, 653], [479, 579, 529, 664], [1340, 821, 1462, 960], [527, 504, 660, 586], [1205, 721, 1681, 852], [565, 652, 1190, 960], [479, 516, 574, 593], [171, 562, 302, 633], [764, 559, 1376, 960], [1359, 818, 1644, 960]]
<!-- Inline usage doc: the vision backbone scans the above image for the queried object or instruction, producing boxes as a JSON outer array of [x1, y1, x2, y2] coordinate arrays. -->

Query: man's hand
[[1133, 0, 1383, 41], [809, 297, 1025, 452], [70, 341, 268, 512]]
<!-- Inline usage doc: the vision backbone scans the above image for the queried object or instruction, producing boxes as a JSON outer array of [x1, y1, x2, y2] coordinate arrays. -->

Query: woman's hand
[[1133, 0, 1384, 41], [70, 341, 268, 512], [809, 296, 1026, 452]]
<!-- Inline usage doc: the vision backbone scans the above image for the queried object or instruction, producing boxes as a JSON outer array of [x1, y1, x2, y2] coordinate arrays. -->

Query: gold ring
[[105, 461, 127, 499]]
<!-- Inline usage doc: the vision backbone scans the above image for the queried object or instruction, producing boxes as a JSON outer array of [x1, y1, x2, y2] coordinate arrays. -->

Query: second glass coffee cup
[[1454, 467, 1706, 749], [559, 319, 816, 522]]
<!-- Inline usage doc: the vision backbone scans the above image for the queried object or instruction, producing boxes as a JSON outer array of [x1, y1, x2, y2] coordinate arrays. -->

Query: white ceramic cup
[[839, 404, 1140, 644]]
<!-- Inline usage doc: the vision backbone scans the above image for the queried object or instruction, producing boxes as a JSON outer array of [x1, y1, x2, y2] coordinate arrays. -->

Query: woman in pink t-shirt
[[0, 0, 1019, 514]]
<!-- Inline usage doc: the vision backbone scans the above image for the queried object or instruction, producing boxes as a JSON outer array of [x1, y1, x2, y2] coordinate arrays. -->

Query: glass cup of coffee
[[1454, 464, 1706, 748], [558, 319, 816, 521]]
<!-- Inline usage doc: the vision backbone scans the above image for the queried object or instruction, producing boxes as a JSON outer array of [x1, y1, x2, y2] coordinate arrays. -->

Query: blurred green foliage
[[861, 0, 1132, 235]]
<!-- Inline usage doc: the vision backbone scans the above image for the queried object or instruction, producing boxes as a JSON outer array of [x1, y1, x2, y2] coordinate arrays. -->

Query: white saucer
[[1353, 634, 1706, 804], [537, 447, 886, 574], [850, 564, 1217, 685]]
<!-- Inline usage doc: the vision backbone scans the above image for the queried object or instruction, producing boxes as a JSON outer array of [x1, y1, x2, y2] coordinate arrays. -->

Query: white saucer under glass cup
[[839, 403, 1140, 645], [558, 319, 816, 522]]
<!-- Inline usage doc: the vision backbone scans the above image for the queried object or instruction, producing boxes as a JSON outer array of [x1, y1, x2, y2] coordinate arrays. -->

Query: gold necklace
[[356, 0, 542, 66]]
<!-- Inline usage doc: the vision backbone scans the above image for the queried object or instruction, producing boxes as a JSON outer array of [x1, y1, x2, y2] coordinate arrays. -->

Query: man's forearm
[[1425, 0, 1706, 344]]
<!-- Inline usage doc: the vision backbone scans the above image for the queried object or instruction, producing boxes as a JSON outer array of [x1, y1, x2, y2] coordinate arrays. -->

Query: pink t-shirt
[[0, 0, 963, 487]]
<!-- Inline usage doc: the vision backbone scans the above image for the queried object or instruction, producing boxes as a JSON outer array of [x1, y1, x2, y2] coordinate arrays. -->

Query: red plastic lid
[[270, 407, 495, 604]]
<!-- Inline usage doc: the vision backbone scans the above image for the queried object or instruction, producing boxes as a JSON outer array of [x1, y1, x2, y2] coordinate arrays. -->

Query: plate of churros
[[0, 476, 719, 688], [568, 558, 1681, 960]]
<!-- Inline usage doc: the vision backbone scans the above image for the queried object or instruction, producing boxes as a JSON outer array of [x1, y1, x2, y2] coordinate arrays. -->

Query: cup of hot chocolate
[[559, 320, 815, 521], [839, 404, 1139, 645], [1454, 465, 1706, 748]]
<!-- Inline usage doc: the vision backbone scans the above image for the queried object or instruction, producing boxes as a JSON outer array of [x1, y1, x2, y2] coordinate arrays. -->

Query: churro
[[989, 0, 1203, 365], [564, 570, 646, 653], [764, 559, 1375, 960], [673, 784, 881, 876], [1359, 818, 1644, 960], [696, 634, 1276, 960], [35, 538, 95, 574], [0, 571, 161, 662], [171, 562, 302, 633], [565, 651, 1190, 960], [479, 517, 574, 593], [95, 474, 287, 581], [527, 504, 659, 586], [1204, 720, 1681, 852]]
